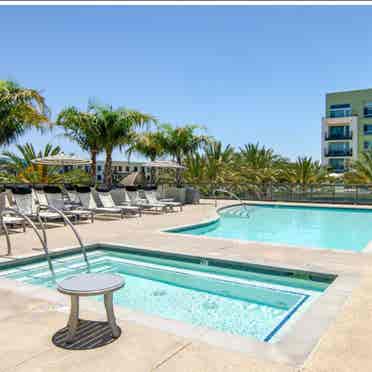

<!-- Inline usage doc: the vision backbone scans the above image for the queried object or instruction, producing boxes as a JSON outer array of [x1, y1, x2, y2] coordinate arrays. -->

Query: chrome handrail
[[0, 208, 55, 277], [214, 188, 251, 216], [37, 205, 90, 271]]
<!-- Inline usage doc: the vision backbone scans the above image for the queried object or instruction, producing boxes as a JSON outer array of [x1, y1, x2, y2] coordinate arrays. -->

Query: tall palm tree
[[128, 131, 165, 162], [344, 151, 372, 183], [1, 143, 62, 183], [56, 106, 102, 180], [127, 131, 165, 184], [203, 141, 236, 184], [287, 156, 329, 188], [90, 103, 156, 187], [158, 124, 210, 185], [0, 80, 50, 146], [237, 143, 287, 185]]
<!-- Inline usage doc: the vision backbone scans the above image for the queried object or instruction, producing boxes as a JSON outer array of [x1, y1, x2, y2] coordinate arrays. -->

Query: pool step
[[221, 206, 253, 218]]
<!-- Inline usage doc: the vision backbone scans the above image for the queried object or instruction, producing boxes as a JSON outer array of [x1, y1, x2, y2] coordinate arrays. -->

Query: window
[[133, 166, 138, 171], [364, 102, 372, 117], [328, 125, 350, 138], [97, 175, 102, 181], [125, 166, 130, 172], [364, 124, 372, 135], [97, 165, 102, 171], [329, 158, 345, 171], [329, 104, 351, 118], [119, 166, 122, 172], [364, 141, 372, 150]]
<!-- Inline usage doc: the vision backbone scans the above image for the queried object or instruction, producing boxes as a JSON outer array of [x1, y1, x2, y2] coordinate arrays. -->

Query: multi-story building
[[321, 88, 372, 173], [74, 161, 151, 183], [95, 160, 151, 183]]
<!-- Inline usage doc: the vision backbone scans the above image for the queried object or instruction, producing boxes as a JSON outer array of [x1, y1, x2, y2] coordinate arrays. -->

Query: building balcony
[[325, 149, 352, 157], [323, 116, 357, 125], [325, 133, 352, 141]]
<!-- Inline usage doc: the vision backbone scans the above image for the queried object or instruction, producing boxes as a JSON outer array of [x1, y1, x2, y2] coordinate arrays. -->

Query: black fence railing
[[158, 182, 372, 205]]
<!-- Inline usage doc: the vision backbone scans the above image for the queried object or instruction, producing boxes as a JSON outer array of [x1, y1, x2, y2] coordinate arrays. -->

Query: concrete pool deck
[[0, 199, 372, 371]]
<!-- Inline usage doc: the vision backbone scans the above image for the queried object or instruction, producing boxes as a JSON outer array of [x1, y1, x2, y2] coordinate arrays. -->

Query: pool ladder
[[0, 206, 90, 277]]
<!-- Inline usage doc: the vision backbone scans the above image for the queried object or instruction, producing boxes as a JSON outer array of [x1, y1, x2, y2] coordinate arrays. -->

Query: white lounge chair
[[126, 189, 167, 213], [9, 186, 63, 225], [95, 188, 141, 217], [43, 186, 94, 223], [0, 191, 26, 232], [144, 190, 183, 212], [75, 186, 126, 219]]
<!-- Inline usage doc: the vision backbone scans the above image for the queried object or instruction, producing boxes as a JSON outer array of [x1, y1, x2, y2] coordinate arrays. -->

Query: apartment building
[[321, 88, 372, 173]]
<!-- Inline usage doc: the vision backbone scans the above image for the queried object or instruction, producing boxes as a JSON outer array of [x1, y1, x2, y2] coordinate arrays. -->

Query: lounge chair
[[95, 187, 141, 217], [8, 186, 63, 225], [43, 185, 94, 223], [0, 191, 26, 232], [63, 184, 81, 208], [75, 186, 126, 219], [126, 189, 167, 214], [143, 189, 183, 212]]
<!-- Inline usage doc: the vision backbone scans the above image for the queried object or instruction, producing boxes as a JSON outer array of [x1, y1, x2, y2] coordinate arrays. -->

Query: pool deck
[[1, 199, 372, 371]]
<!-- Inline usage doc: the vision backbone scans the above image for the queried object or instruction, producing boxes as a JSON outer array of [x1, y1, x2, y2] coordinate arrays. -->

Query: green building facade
[[321, 88, 372, 172]]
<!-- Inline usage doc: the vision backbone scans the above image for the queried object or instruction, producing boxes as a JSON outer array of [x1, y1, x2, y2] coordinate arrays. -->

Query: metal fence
[[5, 181, 372, 205], [159, 182, 372, 205]]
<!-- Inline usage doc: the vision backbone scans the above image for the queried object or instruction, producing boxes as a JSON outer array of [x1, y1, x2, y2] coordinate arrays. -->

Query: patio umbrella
[[32, 153, 92, 166], [143, 160, 186, 169]]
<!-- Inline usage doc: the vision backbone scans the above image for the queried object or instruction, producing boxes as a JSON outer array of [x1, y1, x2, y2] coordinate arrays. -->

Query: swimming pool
[[0, 247, 332, 342], [170, 204, 372, 251]]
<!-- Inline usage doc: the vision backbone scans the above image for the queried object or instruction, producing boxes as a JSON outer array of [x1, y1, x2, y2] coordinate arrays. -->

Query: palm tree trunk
[[176, 155, 182, 187], [90, 150, 97, 183], [104, 148, 113, 187]]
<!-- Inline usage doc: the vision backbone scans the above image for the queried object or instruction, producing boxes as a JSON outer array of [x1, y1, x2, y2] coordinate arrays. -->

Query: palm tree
[[344, 151, 372, 183], [128, 131, 164, 162], [56, 106, 102, 181], [158, 124, 210, 185], [203, 141, 236, 184], [0, 80, 50, 146], [237, 143, 287, 185], [127, 131, 165, 184], [90, 103, 156, 187], [287, 156, 329, 188], [1, 143, 62, 183]]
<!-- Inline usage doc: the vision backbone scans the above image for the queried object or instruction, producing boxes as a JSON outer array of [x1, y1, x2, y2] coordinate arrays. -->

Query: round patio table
[[57, 273, 125, 343]]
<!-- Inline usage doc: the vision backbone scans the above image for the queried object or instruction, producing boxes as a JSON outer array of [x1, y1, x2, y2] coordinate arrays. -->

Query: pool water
[[171, 204, 372, 251], [0, 248, 330, 342]]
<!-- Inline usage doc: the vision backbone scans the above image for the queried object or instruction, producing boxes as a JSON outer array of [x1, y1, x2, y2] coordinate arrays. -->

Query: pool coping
[[161, 201, 372, 254], [0, 241, 361, 368]]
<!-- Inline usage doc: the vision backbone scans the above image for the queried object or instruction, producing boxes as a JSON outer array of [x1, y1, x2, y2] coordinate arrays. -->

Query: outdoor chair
[[126, 188, 167, 214], [95, 186, 142, 217], [75, 186, 126, 219], [143, 189, 183, 212], [43, 185, 94, 223], [8, 186, 63, 225]]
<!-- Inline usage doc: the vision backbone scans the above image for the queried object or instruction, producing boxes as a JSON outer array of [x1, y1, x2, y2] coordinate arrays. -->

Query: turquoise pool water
[[0, 248, 330, 342], [171, 204, 372, 251]]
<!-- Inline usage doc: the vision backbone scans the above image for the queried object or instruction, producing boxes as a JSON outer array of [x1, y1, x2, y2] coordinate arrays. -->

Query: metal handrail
[[37, 204, 90, 271], [0, 208, 55, 278], [215, 188, 251, 216]]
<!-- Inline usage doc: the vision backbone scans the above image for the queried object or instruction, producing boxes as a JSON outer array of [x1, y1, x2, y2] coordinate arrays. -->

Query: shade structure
[[32, 153, 92, 166], [143, 160, 186, 169], [120, 172, 145, 186]]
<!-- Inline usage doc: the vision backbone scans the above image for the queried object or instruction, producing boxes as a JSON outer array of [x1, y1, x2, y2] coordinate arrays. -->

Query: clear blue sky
[[1, 5, 372, 161]]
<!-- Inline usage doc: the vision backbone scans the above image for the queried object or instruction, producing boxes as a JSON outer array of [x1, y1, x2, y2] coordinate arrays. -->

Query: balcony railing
[[325, 133, 352, 141], [325, 149, 352, 157]]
